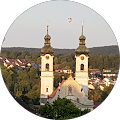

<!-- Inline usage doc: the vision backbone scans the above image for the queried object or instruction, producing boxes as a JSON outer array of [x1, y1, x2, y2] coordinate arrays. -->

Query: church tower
[[75, 22, 89, 97], [40, 24, 54, 105]]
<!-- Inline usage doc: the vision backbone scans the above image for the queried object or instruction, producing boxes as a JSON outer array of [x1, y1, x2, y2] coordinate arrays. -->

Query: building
[[40, 24, 54, 105], [55, 68, 72, 73], [75, 23, 89, 97], [48, 74, 94, 111], [40, 23, 94, 110]]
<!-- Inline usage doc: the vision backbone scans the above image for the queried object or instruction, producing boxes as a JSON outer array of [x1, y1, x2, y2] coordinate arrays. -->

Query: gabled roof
[[49, 80, 66, 98]]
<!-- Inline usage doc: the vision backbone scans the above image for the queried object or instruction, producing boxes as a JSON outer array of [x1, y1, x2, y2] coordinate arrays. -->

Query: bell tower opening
[[81, 64, 84, 70], [46, 63, 49, 71]]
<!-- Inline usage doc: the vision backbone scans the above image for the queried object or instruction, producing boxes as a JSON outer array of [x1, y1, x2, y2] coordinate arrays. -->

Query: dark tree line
[[1, 45, 119, 55], [1, 50, 119, 72]]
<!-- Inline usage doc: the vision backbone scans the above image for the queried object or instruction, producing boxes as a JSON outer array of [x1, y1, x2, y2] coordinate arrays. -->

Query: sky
[[2, 0, 118, 49]]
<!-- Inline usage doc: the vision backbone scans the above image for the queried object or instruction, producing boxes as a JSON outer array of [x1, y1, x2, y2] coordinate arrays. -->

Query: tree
[[14, 80, 31, 97], [54, 57, 58, 65], [28, 67, 37, 80], [98, 54, 103, 71], [104, 56, 109, 69], [37, 57, 41, 65], [39, 98, 90, 119], [17, 69, 29, 81]]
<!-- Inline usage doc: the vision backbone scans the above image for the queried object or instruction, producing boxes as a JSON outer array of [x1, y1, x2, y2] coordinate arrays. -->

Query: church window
[[46, 63, 49, 71], [46, 88, 48, 92], [68, 86, 72, 95], [81, 64, 84, 70], [77, 98, 79, 103]]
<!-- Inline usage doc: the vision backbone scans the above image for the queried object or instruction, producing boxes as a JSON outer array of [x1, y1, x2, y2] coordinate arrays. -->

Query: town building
[[55, 68, 72, 73]]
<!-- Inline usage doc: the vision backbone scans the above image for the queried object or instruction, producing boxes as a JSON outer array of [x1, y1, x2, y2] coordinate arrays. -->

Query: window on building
[[81, 64, 84, 70], [46, 88, 48, 92], [77, 98, 79, 103], [68, 86, 72, 95], [46, 63, 49, 71]]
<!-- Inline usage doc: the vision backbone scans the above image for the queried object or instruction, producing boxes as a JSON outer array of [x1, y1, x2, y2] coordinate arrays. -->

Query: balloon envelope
[[68, 18, 72, 23]]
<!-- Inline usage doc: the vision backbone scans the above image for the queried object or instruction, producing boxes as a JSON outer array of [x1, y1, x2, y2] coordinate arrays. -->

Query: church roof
[[75, 45, 89, 55], [75, 24, 89, 55], [41, 25, 54, 55], [49, 80, 66, 98]]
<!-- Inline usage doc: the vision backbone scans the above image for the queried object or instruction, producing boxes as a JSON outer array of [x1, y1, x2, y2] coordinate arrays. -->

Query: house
[[103, 72, 118, 77], [15, 59, 27, 68], [88, 84, 95, 90], [3, 59, 16, 69], [89, 69, 101, 78], [55, 68, 72, 74], [99, 84, 106, 91]]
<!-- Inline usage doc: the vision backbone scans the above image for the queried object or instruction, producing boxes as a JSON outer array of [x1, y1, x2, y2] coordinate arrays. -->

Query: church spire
[[44, 20, 51, 41], [75, 21, 89, 55], [47, 24, 49, 35], [41, 20, 54, 55], [79, 21, 86, 40], [82, 21, 84, 35]]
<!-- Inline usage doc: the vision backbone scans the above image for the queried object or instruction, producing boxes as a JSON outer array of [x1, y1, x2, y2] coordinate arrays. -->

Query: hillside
[[1, 45, 119, 55]]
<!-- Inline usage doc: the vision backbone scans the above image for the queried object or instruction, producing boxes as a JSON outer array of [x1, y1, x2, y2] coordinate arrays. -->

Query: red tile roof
[[94, 102, 102, 109], [49, 80, 66, 98]]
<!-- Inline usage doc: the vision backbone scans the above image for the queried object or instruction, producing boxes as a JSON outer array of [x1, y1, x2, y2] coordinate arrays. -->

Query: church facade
[[48, 75, 94, 110], [40, 23, 94, 109]]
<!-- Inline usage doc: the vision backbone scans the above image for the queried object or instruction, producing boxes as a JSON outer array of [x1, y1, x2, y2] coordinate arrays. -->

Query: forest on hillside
[[1, 45, 119, 55]]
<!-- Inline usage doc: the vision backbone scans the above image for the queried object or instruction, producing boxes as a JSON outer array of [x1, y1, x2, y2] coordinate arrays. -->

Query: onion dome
[[75, 24, 89, 55], [41, 25, 54, 55]]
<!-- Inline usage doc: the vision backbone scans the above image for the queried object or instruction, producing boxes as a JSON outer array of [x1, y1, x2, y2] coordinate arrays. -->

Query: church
[[40, 23, 94, 110]]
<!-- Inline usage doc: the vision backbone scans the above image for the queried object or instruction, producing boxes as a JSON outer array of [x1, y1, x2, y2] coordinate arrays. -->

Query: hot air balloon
[[68, 18, 72, 23]]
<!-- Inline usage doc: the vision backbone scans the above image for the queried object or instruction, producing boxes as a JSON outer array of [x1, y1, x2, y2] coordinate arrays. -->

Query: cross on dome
[[68, 70, 73, 77]]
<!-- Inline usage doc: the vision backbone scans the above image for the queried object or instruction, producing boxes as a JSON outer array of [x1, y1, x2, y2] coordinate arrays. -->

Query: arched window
[[81, 64, 84, 70], [68, 86, 72, 95], [46, 63, 49, 71]]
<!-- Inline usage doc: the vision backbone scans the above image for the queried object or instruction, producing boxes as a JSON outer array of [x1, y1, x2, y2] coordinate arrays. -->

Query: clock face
[[46, 56, 49, 60], [81, 56, 84, 60]]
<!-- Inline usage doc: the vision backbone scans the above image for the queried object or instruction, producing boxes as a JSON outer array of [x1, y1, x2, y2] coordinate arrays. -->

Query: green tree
[[39, 98, 90, 119], [37, 57, 41, 65], [98, 54, 103, 71], [14, 80, 31, 97], [28, 67, 37, 80], [17, 69, 29, 81], [104, 56, 109, 69]]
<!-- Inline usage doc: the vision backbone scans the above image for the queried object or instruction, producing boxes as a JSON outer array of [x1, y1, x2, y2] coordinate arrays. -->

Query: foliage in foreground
[[31, 98, 91, 120]]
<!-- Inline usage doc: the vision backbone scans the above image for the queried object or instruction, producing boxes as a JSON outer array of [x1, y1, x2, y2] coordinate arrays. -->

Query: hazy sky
[[2, 1, 118, 49]]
